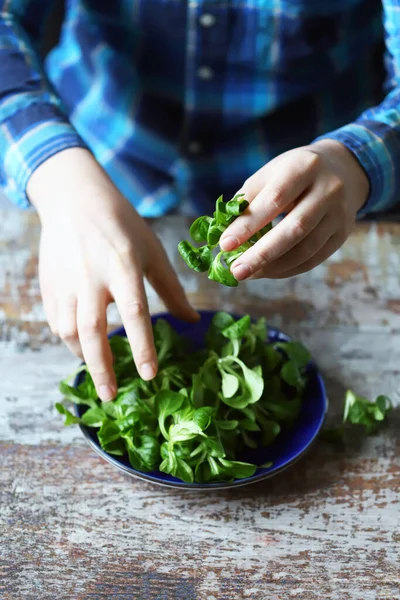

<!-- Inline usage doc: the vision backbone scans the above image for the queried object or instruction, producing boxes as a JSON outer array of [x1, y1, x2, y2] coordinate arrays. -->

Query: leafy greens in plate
[[56, 312, 312, 484]]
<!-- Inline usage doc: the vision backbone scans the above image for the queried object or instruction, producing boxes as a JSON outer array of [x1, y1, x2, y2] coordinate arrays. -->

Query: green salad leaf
[[343, 390, 392, 434], [55, 402, 81, 426], [323, 390, 393, 441], [178, 193, 273, 286]]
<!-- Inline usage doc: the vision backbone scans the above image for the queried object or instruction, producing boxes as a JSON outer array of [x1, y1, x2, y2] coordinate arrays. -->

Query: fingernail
[[188, 309, 201, 322], [176, 304, 200, 323], [98, 384, 116, 402], [140, 362, 156, 381], [232, 264, 251, 280], [180, 294, 201, 321], [187, 301, 201, 319], [220, 236, 239, 251]]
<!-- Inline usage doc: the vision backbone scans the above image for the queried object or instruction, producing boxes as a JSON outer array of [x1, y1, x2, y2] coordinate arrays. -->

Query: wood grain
[[1, 210, 399, 599]]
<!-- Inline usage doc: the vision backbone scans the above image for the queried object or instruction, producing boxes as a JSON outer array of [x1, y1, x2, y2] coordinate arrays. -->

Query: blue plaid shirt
[[0, 0, 399, 217]]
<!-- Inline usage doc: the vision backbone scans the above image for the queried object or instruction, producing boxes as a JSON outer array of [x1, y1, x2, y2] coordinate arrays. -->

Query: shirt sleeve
[[0, 0, 87, 209], [315, 0, 400, 217]]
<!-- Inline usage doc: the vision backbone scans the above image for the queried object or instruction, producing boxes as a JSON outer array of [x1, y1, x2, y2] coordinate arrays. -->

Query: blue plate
[[74, 310, 328, 490]]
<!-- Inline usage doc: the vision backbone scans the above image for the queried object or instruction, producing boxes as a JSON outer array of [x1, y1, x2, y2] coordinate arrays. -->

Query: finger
[[238, 150, 303, 203], [77, 291, 116, 402], [264, 234, 342, 279], [249, 215, 333, 279], [146, 237, 199, 322], [112, 267, 157, 382], [220, 150, 320, 251], [57, 296, 84, 358], [230, 188, 326, 280], [41, 293, 58, 336]]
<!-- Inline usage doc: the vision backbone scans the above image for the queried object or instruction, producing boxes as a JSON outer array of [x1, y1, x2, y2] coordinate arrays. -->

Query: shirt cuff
[[315, 122, 398, 217], [0, 102, 88, 209]]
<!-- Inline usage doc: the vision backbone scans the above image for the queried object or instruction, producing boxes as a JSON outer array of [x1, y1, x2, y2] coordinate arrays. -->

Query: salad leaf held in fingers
[[178, 193, 273, 287]]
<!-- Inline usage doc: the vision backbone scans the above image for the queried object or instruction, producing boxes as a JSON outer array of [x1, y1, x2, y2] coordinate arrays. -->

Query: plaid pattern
[[0, 0, 398, 216]]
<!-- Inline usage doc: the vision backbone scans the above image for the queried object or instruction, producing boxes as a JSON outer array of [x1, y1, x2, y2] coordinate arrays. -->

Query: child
[[0, 0, 398, 399]]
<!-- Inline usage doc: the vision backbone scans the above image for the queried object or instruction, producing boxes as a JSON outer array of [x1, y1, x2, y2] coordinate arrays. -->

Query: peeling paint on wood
[[0, 210, 400, 599]]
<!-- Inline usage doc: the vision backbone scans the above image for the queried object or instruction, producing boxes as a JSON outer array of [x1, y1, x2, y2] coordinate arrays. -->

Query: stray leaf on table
[[343, 390, 392, 434]]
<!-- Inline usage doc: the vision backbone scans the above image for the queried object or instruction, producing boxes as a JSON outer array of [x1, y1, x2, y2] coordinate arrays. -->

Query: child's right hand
[[27, 148, 198, 401]]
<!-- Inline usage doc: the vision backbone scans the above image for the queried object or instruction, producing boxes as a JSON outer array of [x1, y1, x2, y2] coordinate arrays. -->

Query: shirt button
[[187, 141, 202, 154], [197, 66, 214, 80], [199, 13, 216, 28]]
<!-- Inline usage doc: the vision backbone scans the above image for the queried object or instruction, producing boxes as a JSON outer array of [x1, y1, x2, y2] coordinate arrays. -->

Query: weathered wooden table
[[1, 208, 399, 600]]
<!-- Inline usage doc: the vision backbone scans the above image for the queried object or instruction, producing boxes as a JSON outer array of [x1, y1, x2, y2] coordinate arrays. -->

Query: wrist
[[27, 147, 111, 219]]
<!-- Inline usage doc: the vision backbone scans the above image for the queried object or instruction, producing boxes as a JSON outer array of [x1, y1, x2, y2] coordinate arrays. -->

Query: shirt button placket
[[187, 141, 202, 154], [199, 13, 216, 28], [185, 8, 217, 155], [197, 12, 216, 81], [197, 65, 214, 80]]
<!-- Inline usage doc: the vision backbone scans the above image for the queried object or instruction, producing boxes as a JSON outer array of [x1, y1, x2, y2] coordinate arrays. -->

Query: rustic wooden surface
[[1, 207, 400, 600]]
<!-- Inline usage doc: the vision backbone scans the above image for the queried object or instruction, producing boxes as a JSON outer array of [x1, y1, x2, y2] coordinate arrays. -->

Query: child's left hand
[[220, 140, 369, 280]]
